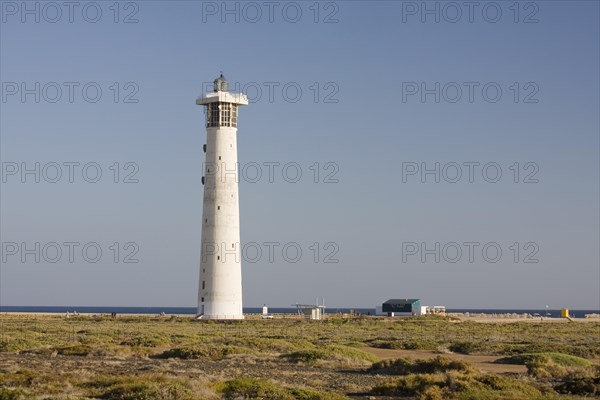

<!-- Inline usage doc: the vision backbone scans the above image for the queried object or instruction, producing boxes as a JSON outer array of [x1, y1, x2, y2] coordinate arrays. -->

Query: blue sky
[[1, 1, 598, 309]]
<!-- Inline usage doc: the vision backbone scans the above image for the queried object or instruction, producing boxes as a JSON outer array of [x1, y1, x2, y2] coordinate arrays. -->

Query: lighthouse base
[[196, 314, 245, 320]]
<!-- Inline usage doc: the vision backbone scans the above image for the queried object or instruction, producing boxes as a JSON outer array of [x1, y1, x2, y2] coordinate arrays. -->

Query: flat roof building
[[376, 299, 422, 316]]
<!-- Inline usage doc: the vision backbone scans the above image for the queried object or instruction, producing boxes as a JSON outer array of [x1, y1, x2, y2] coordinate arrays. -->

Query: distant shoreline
[[1, 306, 599, 319], [1, 312, 599, 324]]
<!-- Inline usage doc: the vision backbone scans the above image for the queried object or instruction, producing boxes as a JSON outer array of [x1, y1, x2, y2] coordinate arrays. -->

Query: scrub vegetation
[[0, 314, 598, 399]]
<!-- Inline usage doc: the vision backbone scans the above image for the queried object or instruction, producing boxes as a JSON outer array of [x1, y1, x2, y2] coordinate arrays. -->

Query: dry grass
[[0, 314, 598, 399]]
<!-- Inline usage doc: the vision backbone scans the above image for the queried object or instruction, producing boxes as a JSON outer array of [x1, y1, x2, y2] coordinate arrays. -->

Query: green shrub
[[554, 368, 600, 396], [120, 335, 169, 348], [494, 352, 598, 380], [371, 373, 445, 396], [402, 339, 439, 350], [0, 339, 41, 353], [369, 356, 475, 375], [284, 349, 327, 364], [499, 342, 599, 359], [80, 375, 204, 400], [366, 339, 404, 349], [216, 378, 290, 400], [528, 356, 572, 379], [325, 345, 379, 363], [216, 379, 350, 400], [101, 381, 197, 400], [473, 373, 542, 396], [371, 367, 543, 399], [157, 344, 250, 360], [369, 357, 414, 374], [448, 341, 484, 355], [283, 345, 378, 365], [0, 370, 68, 397], [496, 352, 592, 367], [0, 370, 40, 387], [418, 385, 449, 400], [0, 388, 27, 400], [367, 337, 439, 350]]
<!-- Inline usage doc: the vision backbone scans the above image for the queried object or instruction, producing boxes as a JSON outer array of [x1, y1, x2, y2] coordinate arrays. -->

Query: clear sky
[[1, 1, 598, 309]]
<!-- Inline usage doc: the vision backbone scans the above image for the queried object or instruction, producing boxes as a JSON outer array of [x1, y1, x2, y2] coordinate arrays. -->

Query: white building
[[295, 303, 326, 320], [196, 74, 248, 319]]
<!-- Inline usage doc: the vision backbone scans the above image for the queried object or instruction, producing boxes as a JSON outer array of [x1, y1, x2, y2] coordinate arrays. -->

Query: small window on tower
[[201, 297, 204, 302], [202, 281, 205, 289], [218, 206, 220, 210], [219, 156, 221, 160]]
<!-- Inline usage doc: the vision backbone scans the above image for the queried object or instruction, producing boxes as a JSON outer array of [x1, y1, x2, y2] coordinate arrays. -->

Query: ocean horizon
[[1, 306, 598, 318]]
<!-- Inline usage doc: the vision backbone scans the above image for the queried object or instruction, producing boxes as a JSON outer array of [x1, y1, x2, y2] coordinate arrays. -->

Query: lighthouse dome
[[213, 74, 228, 92]]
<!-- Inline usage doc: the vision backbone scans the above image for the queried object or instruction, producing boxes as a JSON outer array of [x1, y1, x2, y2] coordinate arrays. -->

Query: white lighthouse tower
[[196, 74, 248, 319]]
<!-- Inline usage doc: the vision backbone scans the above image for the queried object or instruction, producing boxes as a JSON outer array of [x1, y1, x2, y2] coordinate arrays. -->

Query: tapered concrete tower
[[196, 74, 248, 319]]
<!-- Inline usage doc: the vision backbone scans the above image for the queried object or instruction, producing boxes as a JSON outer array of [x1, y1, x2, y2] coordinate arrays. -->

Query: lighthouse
[[196, 74, 248, 319]]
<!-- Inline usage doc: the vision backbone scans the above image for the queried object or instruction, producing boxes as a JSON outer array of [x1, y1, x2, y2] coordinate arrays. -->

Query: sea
[[1, 306, 598, 318]]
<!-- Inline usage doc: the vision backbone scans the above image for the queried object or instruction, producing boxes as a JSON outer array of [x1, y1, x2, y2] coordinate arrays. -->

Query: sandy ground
[[362, 347, 527, 374]]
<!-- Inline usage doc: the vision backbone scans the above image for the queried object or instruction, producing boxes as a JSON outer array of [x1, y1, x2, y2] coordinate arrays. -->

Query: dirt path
[[362, 347, 527, 374]]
